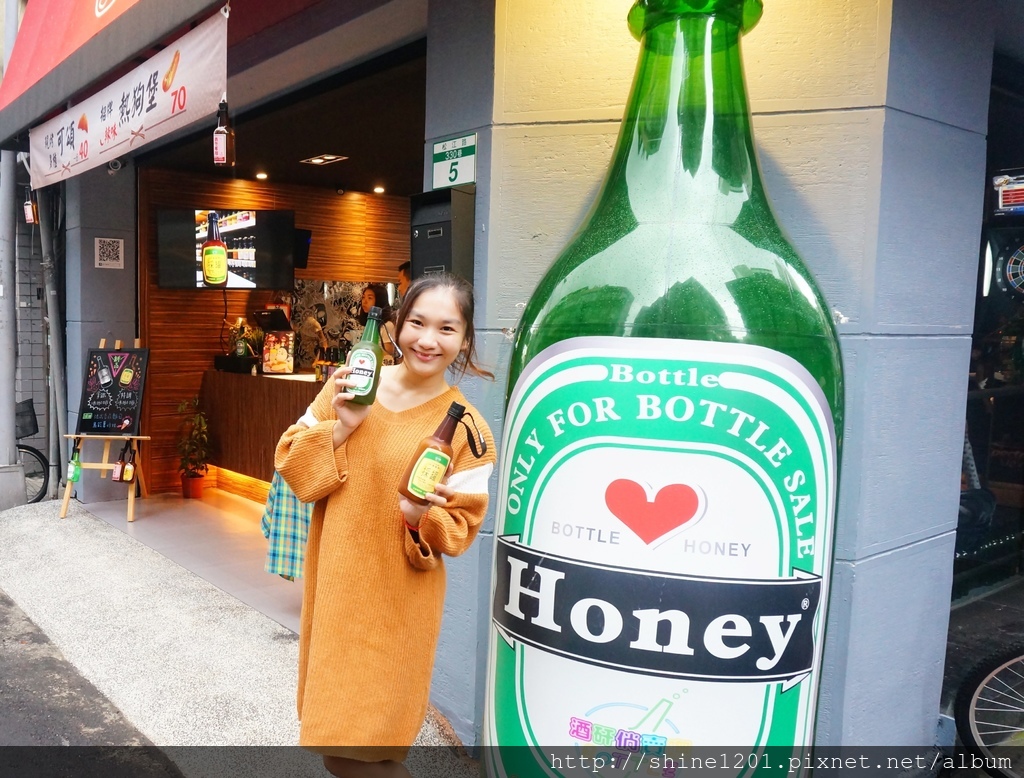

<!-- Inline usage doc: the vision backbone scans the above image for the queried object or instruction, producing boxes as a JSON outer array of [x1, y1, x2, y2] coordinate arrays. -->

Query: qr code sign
[[95, 237, 124, 269]]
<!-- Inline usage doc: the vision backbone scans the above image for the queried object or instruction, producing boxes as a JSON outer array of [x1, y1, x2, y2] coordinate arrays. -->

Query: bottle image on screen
[[399, 401, 465, 505], [484, 1, 844, 775], [201, 211, 228, 288], [345, 306, 384, 406]]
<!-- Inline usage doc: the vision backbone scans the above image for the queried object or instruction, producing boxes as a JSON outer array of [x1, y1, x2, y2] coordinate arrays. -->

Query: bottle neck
[[361, 316, 380, 344], [600, 14, 763, 224], [208, 217, 221, 241], [432, 413, 460, 445]]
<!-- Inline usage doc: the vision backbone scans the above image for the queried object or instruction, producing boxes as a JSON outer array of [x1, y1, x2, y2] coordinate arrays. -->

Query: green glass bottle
[[346, 306, 384, 405], [484, 1, 843, 774], [67, 445, 81, 483]]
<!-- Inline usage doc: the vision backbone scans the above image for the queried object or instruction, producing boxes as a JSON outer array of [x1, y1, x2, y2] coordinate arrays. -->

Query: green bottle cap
[[627, 0, 763, 39]]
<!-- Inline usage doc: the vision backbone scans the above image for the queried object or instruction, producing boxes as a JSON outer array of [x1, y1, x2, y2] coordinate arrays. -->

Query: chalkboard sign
[[76, 348, 149, 436]]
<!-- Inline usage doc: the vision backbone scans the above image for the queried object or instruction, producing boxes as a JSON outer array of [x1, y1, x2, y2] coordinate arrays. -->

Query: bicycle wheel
[[955, 642, 1024, 778], [17, 445, 48, 504]]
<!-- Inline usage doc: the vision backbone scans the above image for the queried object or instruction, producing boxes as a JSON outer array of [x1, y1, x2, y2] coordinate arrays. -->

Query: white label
[[348, 348, 378, 395]]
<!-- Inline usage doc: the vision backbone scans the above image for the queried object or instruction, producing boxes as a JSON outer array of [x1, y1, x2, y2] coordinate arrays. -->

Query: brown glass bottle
[[213, 98, 235, 167], [201, 211, 228, 288], [121, 446, 136, 484], [398, 401, 465, 505]]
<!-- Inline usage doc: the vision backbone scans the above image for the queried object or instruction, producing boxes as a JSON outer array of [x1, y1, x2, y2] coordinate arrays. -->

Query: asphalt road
[[0, 586, 184, 777]]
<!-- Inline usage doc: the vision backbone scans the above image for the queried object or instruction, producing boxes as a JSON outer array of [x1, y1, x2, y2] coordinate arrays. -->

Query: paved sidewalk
[[0, 500, 477, 778]]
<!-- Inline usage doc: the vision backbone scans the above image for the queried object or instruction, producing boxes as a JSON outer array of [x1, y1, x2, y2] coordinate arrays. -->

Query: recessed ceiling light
[[373, 186, 385, 194], [300, 153, 348, 166], [255, 172, 268, 180]]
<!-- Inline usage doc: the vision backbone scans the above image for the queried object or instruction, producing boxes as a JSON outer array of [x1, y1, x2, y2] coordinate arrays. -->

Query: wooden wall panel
[[138, 168, 410, 493]]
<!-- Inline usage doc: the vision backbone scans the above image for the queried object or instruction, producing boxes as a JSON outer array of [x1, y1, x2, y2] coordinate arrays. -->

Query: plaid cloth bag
[[261, 471, 313, 580]]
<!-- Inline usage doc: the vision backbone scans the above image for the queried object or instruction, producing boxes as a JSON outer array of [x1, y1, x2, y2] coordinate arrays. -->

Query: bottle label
[[213, 134, 226, 165], [407, 449, 452, 500], [485, 337, 837, 772], [202, 245, 227, 285], [348, 348, 378, 395], [111, 460, 123, 481], [67, 458, 81, 483], [121, 462, 135, 483]]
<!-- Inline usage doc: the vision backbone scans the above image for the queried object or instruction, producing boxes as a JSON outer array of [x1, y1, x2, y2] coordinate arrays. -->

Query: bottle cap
[[447, 402, 466, 419], [368, 306, 382, 319], [208, 210, 219, 222]]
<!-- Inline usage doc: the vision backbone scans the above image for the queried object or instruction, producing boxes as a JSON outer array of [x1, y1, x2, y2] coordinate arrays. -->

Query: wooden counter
[[200, 370, 323, 483]]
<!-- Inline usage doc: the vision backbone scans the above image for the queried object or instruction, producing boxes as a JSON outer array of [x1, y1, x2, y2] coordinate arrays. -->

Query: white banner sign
[[29, 10, 227, 190]]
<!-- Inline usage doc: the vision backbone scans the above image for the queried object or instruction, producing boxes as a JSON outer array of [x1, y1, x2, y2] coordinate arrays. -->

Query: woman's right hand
[[329, 365, 371, 447]]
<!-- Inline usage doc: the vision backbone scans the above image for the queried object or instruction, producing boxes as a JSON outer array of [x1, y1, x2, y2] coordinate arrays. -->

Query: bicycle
[[954, 642, 1024, 778], [15, 398, 49, 504]]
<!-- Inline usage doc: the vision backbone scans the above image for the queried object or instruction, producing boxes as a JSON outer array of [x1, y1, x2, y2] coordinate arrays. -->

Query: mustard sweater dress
[[275, 382, 496, 761]]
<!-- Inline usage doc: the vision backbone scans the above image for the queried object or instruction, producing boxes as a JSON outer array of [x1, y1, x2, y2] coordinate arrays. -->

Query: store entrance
[[942, 62, 1024, 743], [950, 56, 1024, 608], [954, 176, 1024, 600]]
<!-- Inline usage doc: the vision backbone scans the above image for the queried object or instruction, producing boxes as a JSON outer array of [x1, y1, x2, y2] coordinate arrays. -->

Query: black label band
[[492, 536, 820, 682]]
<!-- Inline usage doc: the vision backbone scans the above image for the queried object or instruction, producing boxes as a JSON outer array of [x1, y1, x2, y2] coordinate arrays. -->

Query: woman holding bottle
[[275, 273, 495, 778]]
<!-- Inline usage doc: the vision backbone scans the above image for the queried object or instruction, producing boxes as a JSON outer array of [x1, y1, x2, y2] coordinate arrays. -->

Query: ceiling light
[[300, 153, 348, 166], [373, 186, 385, 194], [255, 172, 268, 180]]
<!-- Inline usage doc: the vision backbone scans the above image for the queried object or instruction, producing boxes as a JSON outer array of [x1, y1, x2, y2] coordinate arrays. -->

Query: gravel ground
[[0, 500, 477, 778]]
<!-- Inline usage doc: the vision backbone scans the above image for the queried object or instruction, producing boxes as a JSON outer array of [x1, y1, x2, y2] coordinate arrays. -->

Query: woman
[[275, 274, 495, 777], [350, 283, 398, 358]]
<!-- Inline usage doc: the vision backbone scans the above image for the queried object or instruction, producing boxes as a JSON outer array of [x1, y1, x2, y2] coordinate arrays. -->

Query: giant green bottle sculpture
[[484, 0, 843, 774]]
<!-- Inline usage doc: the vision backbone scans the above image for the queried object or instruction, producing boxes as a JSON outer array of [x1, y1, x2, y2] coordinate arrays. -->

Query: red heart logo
[[605, 479, 701, 545]]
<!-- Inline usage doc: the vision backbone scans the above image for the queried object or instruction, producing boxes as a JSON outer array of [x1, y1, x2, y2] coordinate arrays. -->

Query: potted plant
[[176, 395, 210, 498]]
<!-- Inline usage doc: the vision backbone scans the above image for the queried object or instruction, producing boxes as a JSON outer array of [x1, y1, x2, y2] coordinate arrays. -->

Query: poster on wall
[[76, 349, 149, 436]]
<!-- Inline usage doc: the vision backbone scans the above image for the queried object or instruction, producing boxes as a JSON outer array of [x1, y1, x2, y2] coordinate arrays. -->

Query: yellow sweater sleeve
[[275, 383, 349, 503], [404, 423, 496, 569]]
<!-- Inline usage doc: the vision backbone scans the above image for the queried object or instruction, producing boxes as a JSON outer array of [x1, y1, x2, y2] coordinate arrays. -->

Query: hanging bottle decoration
[[23, 187, 38, 225], [213, 94, 236, 167], [121, 445, 137, 484], [67, 444, 82, 483]]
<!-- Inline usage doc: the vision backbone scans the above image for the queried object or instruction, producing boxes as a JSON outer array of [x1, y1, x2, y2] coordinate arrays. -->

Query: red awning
[[0, 0, 144, 112]]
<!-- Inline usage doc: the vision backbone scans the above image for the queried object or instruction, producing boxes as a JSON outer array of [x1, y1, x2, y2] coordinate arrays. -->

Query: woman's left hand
[[400, 480, 454, 529]]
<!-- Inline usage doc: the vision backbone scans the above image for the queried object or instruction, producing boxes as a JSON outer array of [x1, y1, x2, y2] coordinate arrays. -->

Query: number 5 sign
[[432, 133, 476, 190]]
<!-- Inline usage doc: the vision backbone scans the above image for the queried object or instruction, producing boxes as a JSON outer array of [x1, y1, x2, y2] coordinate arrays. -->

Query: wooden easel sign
[[76, 348, 149, 435], [62, 342, 151, 522]]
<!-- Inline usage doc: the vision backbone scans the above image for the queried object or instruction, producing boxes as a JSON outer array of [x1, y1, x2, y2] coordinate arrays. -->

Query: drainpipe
[[0, 0, 26, 507], [35, 186, 67, 490]]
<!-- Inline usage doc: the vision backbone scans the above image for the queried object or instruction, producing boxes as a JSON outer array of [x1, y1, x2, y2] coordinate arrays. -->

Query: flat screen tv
[[156, 209, 297, 290]]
